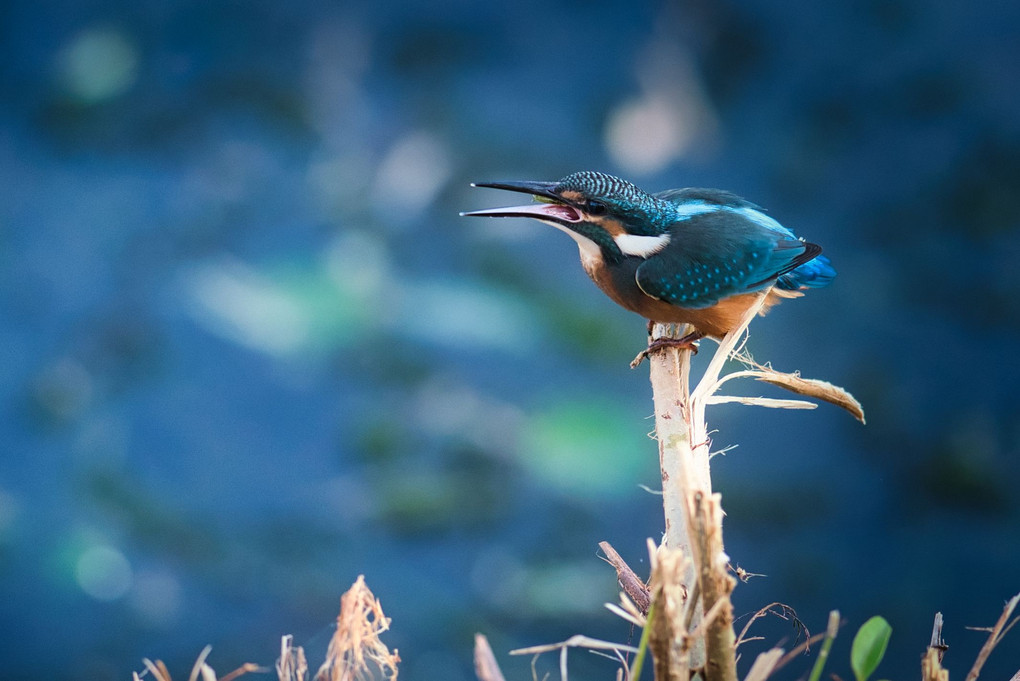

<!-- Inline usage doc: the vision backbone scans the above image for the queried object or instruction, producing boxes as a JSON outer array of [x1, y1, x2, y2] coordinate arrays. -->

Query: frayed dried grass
[[700, 349, 865, 424], [134, 576, 397, 681], [751, 367, 865, 423], [277, 635, 308, 681], [645, 542, 693, 678], [317, 575, 400, 681], [133, 645, 261, 681]]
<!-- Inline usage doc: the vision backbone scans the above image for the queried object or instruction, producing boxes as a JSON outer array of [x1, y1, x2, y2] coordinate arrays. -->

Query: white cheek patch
[[614, 232, 672, 258]]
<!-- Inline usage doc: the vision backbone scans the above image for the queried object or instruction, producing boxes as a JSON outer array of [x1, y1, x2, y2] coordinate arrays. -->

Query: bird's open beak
[[460, 181, 583, 223]]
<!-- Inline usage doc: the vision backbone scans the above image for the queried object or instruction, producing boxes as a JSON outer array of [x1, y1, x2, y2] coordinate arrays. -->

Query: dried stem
[[744, 649, 783, 681], [692, 491, 737, 681], [647, 322, 703, 669], [928, 612, 948, 663], [643, 287, 868, 681], [474, 634, 507, 681], [277, 635, 309, 681], [965, 593, 1020, 681], [646, 544, 694, 681], [922, 648, 949, 681], [600, 540, 651, 615], [922, 611, 949, 681], [647, 299, 766, 679]]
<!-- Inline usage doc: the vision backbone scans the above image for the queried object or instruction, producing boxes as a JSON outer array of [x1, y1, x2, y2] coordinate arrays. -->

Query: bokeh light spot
[[605, 96, 690, 176], [75, 545, 133, 601], [58, 27, 138, 103], [371, 132, 452, 225], [325, 230, 391, 301], [186, 259, 311, 355]]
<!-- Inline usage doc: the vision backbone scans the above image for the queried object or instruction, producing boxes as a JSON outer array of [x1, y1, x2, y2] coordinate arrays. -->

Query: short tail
[[777, 254, 836, 290]]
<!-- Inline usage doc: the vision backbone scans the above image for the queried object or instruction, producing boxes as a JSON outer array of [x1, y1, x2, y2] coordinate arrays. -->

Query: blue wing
[[635, 210, 822, 309]]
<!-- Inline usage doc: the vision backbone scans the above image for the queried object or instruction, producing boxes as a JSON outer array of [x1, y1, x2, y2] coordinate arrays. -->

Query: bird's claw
[[630, 336, 700, 368]]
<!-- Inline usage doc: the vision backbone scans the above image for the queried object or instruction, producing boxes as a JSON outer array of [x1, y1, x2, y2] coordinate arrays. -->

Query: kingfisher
[[462, 171, 835, 351]]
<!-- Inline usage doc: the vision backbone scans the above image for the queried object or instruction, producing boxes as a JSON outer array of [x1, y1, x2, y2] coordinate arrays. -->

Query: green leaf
[[850, 616, 892, 681]]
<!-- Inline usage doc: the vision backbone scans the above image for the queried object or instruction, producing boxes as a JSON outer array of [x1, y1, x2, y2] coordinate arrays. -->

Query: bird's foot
[[630, 332, 703, 368]]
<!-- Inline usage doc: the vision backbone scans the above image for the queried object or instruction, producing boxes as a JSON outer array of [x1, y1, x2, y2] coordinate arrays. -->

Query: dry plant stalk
[[278, 635, 309, 681], [646, 293, 863, 681], [743, 649, 783, 681], [922, 648, 949, 681], [646, 317, 742, 677], [317, 575, 400, 681], [924, 610, 949, 677], [691, 492, 736, 681], [646, 323, 703, 668], [965, 592, 1019, 681], [473, 634, 507, 681], [600, 540, 651, 615], [646, 542, 694, 681], [134, 645, 260, 681], [511, 633, 639, 681]]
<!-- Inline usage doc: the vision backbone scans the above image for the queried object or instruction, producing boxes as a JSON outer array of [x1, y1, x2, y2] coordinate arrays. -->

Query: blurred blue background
[[1, 0, 1018, 679]]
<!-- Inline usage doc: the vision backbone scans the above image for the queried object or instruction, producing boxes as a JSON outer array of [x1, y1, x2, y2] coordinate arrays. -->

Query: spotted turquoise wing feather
[[635, 210, 821, 309]]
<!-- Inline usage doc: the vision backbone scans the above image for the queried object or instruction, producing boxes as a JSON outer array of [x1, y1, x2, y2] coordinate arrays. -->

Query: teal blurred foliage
[[1, 0, 1019, 679]]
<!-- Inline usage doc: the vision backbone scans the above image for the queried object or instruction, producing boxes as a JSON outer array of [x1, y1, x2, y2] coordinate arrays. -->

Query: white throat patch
[[540, 220, 602, 267]]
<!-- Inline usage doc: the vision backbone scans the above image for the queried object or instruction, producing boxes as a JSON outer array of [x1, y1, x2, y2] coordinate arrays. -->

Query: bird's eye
[[585, 200, 608, 215]]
